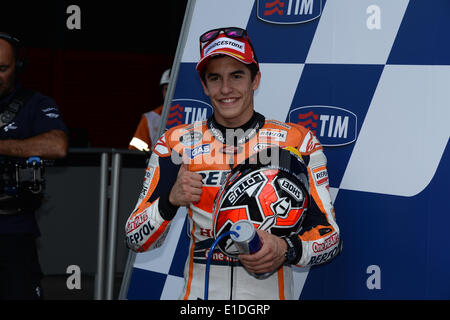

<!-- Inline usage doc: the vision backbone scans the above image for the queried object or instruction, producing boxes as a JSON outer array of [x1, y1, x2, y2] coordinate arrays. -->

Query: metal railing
[[65, 148, 148, 300]]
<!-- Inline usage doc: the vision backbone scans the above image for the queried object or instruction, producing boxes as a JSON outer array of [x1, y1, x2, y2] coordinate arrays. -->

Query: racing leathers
[[125, 112, 341, 300]]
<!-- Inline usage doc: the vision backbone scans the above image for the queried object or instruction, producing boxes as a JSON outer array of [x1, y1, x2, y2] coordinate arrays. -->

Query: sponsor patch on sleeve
[[312, 166, 329, 186]]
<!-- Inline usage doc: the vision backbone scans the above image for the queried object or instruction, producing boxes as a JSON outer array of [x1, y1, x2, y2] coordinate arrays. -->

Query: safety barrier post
[[105, 152, 122, 300], [94, 152, 109, 300]]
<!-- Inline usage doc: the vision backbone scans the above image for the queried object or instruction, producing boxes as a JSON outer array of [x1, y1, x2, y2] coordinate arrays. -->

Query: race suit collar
[[207, 111, 265, 145]]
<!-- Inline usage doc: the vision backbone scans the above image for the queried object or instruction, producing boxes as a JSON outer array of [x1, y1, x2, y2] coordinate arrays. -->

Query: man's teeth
[[222, 98, 235, 103]]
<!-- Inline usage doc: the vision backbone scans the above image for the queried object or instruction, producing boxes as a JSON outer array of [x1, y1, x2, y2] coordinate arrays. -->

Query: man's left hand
[[238, 229, 287, 274]]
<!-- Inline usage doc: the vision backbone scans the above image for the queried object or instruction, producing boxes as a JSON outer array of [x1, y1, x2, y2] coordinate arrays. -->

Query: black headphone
[[0, 33, 26, 73]]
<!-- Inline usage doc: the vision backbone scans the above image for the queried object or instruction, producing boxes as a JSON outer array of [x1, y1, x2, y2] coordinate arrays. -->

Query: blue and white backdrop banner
[[126, 0, 450, 299]]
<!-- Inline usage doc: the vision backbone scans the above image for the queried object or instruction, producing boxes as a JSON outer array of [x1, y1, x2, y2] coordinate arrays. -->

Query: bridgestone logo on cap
[[204, 37, 246, 56]]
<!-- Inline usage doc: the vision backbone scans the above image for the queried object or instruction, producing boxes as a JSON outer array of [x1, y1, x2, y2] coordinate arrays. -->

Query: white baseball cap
[[160, 68, 171, 86]]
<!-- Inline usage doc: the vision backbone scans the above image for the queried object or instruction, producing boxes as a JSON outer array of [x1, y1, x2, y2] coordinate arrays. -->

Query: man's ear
[[252, 71, 261, 91], [200, 78, 210, 97]]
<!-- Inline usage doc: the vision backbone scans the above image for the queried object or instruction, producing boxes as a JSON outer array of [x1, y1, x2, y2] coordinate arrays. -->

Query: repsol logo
[[289, 106, 358, 147], [313, 166, 328, 186], [127, 220, 155, 245], [308, 245, 340, 265], [257, 0, 323, 24], [166, 99, 213, 129], [198, 170, 230, 186]]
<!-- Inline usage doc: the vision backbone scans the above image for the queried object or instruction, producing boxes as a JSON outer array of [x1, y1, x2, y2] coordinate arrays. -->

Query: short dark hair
[[200, 54, 259, 84]]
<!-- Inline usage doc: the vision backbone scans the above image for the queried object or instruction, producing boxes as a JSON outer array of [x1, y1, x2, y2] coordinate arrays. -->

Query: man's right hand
[[169, 163, 203, 206]]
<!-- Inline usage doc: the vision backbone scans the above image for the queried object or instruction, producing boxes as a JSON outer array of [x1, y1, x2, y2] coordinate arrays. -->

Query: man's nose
[[220, 78, 232, 95]]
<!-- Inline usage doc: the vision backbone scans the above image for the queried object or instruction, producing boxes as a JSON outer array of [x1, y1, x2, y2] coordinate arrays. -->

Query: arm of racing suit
[[125, 133, 181, 252], [288, 127, 342, 267]]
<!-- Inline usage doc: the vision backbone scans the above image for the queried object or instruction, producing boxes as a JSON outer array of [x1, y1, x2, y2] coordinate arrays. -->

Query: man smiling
[[200, 55, 259, 128], [125, 27, 341, 300]]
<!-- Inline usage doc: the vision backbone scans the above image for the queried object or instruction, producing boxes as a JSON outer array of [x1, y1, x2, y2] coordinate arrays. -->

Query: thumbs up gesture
[[168, 162, 203, 206]]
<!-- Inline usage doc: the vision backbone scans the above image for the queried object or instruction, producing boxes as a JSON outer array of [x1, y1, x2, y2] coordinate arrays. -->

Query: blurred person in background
[[128, 68, 171, 152], [0, 32, 68, 300]]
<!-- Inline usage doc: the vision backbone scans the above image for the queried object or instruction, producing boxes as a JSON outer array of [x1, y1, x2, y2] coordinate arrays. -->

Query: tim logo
[[166, 99, 213, 129], [257, 0, 323, 24], [289, 106, 358, 147]]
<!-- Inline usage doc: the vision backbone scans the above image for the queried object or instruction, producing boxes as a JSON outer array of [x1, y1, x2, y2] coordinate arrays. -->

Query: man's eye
[[231, 72, 245, 80]]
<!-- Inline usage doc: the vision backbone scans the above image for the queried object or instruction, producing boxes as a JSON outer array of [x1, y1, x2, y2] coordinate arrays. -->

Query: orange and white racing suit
[[125, 112, 341, 300]]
